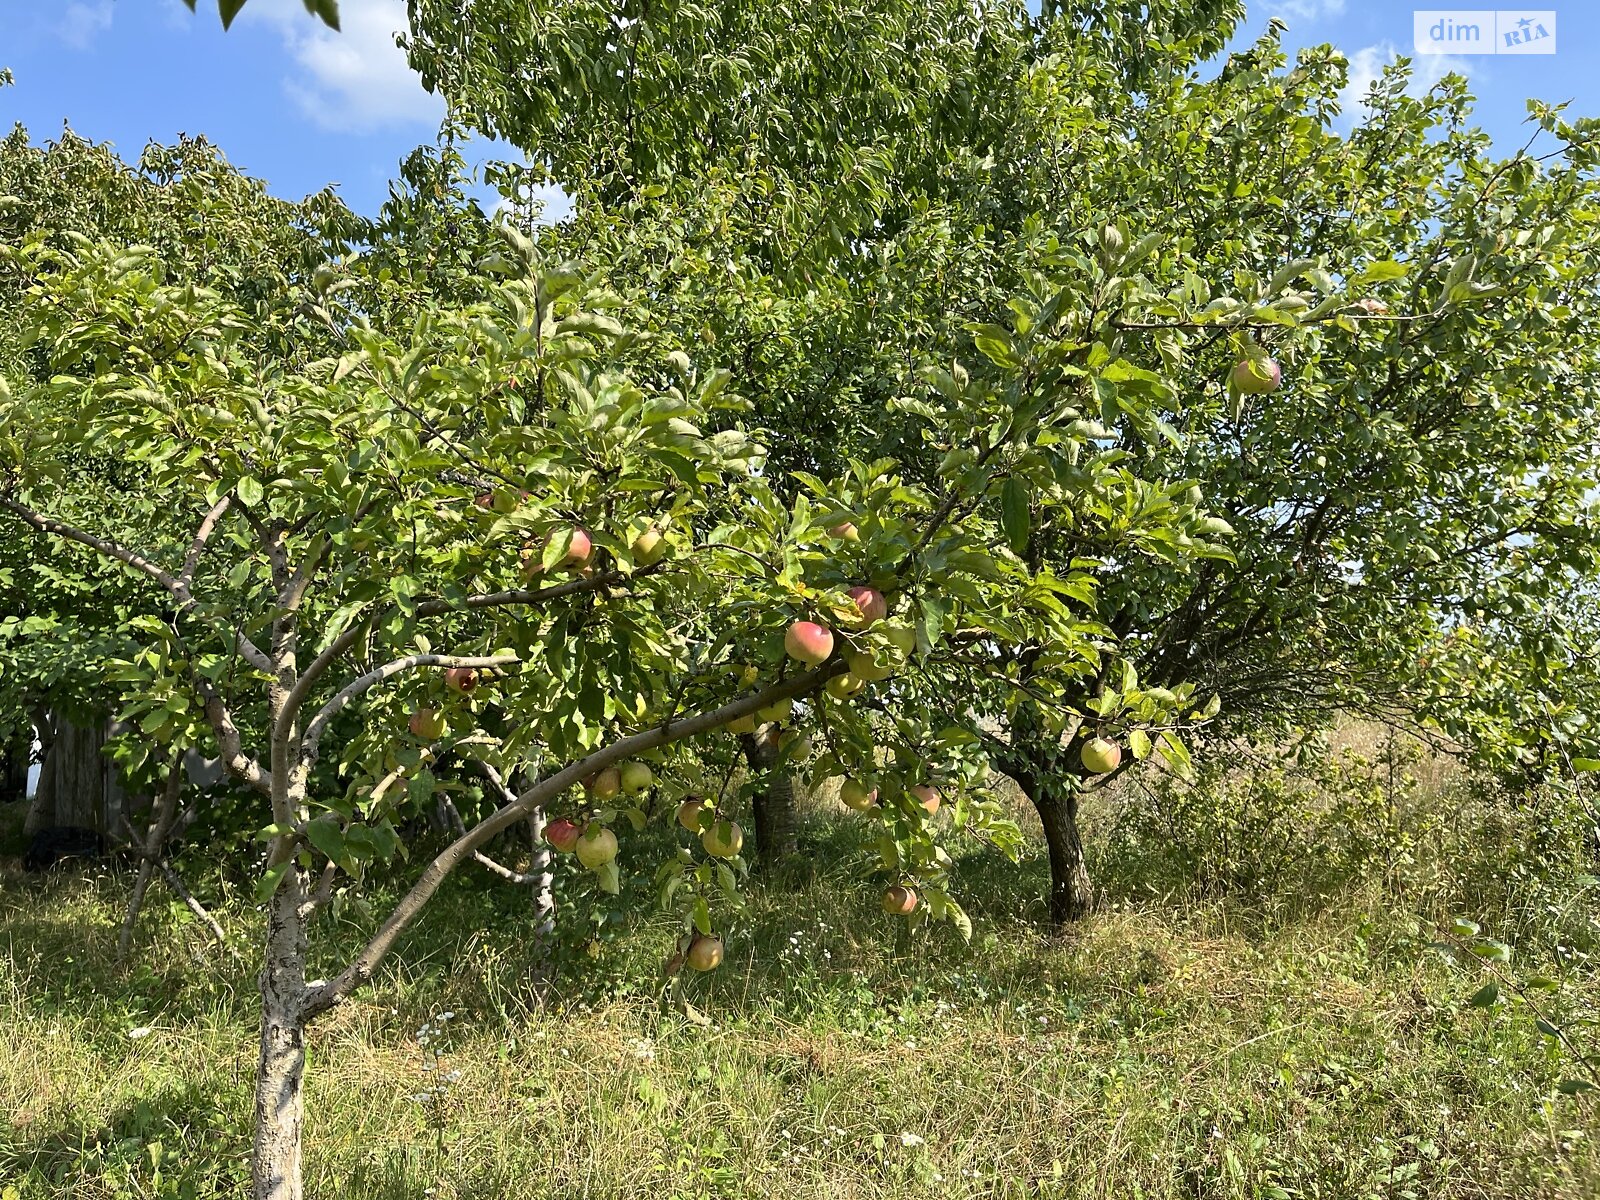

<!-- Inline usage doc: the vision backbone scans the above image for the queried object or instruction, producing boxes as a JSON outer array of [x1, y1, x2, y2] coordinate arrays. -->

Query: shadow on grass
[[2, 1079, 252, 1198]]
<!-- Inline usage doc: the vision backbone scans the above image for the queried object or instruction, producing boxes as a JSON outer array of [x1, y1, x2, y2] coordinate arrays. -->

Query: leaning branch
[[0, 494, 274, 674], [302, 657, 845, 1018], [296, 653, 521, 754]]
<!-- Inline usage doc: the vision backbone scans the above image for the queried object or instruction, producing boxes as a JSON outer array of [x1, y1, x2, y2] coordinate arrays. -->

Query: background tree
[[401, 1, 1600, 922]]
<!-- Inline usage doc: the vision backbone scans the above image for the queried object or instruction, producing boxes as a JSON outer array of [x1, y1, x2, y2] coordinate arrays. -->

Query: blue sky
[[0, 1, 1596, 217]]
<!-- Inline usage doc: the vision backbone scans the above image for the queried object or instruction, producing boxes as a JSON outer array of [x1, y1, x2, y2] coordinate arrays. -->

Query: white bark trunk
[[253, 872, 309, 1200]]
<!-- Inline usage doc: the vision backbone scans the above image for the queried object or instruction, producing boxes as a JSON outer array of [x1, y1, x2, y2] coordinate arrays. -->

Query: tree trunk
[[741, 731, 797, 866], [1033, 784, 1094, 926], [253, 873, 309, 1200], [526, 808, 555, 979]]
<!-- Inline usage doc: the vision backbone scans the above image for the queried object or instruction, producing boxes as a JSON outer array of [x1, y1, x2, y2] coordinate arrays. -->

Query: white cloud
[[1337, 41, 1475, 127], [57, 1, 114, 49], [246, 0, 443, 133], [1266, 0, 1346, 21]]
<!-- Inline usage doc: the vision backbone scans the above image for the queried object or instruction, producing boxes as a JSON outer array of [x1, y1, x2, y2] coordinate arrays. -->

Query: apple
[[473, 492, 494, 510], [408, 708, 446, 740], [881, 885, 917, 916], [840, 780, 878, 812], [883, 623, 917, 656], [1230, 356, 1282, 395], [725, 713, 759, 735], [844, 648, 895, 682], [631, 527, 666, 566], [845, 585, 887, 629], [584, 766, 622, 801], [701, 818, 744, 859], [785, 620, 834, 665], [1080, 737, 1122, 775], [910, 784, 941, 815], [686, 933, 725, 972], [444, 666, 478, 695], [781, 731, 814, 759], [619, 761, 653, 795], [828, 521, 859, 542], [676, 798, 705, 832], [825, 673, 866, 700], [543, 817, 582, 853], [526, 526, 594, 577], [757, 696, 793, 724], [575, 824, 618, 869]]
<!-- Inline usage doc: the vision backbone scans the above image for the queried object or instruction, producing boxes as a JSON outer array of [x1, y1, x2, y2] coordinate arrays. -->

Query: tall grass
[[1, 739, 1596, 1198]]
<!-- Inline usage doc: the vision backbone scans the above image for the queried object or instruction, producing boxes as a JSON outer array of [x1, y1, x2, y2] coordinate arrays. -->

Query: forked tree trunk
[[254, 872, 310, 1200]]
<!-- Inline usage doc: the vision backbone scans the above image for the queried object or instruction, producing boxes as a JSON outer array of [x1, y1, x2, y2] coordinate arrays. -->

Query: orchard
[[2, 2, 1599, 1198]]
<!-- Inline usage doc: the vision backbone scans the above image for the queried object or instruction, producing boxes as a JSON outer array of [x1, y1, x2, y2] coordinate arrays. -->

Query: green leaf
[[1129, 728, 1151, 761], [236, 476, 264, 507], [594, 860, 622, 895], [1557, 1079, 1595, 1095], [1466, 982, 1499, 1008], [1001, 477, 1030, 557], [219, 0, 248, 29], [304, 817, 345, 865], [304, 0, 340, 29], [255, 861, 291, 904]]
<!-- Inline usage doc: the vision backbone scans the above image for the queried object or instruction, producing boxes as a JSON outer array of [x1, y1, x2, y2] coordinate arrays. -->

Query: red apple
[[784, 620, 834, 665], [881, 885, 917, 916], [828, 521, 860, 542], [1230, 357, 1282, 395], [845, 585, 887, 629], [543, 817, 582, 853], [910, 784, 941, 815], [444, 666, 478, 695]]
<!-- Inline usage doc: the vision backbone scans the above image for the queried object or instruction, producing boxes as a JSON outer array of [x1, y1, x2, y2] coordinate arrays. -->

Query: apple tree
[[400, 0, 1600, 921], [0, 197, 1224, 1196]]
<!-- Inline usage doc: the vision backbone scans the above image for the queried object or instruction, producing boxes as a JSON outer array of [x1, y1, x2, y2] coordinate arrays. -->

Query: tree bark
[[253, 873, 309, 1200], [741, 730, 798, 866], [1032, 783, 1093, 925]]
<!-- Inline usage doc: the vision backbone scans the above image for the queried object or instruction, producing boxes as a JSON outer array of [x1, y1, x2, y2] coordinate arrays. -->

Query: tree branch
[[296, 653, 521, 755], [0, 494, 274, 674], [181, 494, 232, 587], [301, 657, 844, 1018]]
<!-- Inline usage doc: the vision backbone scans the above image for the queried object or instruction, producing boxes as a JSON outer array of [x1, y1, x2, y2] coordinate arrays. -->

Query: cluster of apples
[[541, 758, 657, 872], [407, 665, 484, 741], [516, 523, 668, 581]]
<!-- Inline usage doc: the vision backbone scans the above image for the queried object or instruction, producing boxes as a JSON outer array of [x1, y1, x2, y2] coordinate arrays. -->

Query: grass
[[1, 754, 1597, 1199]]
